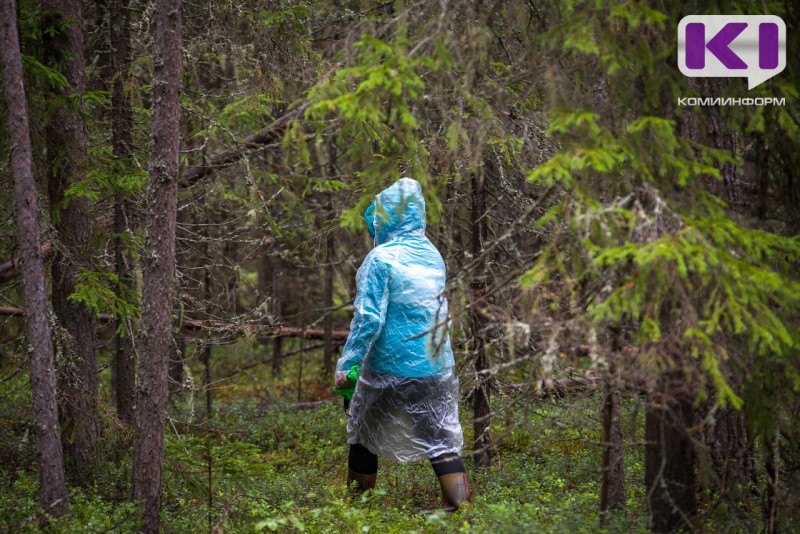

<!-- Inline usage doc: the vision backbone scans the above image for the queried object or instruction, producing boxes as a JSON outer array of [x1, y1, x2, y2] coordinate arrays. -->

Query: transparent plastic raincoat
[[337, 178, 463, 462]]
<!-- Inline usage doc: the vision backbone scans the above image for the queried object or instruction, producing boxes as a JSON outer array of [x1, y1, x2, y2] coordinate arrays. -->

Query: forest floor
[[0, 347, 779, 532]]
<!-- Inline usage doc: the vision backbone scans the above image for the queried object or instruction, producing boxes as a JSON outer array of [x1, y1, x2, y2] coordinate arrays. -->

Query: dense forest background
[[1, 0, 799, 532]]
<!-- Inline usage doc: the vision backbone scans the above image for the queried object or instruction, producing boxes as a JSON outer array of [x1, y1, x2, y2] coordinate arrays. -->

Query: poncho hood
[[370, 177, 426, 245], [341, 174, 453, 379]]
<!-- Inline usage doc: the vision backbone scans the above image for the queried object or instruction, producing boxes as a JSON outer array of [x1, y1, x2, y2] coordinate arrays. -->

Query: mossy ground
[[0, 346, 775, 532]]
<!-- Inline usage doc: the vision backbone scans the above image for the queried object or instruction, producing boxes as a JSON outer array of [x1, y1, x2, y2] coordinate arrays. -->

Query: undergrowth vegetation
[[2, 344, 781, 533]]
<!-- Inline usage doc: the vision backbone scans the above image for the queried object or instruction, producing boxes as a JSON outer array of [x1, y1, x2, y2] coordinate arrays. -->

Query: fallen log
[[180, 317, 349, 340], [0, 306, 350, 341]]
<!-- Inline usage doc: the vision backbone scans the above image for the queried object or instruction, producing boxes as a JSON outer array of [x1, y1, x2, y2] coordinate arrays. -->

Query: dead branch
[[0, 244, 53, 284], [180, 102, 310, 188], [180, 317, 349, 340], [0, 307, 350, 341]]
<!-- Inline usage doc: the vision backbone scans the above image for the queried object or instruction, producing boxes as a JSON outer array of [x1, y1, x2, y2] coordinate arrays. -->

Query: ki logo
[[678, 15, 786, 89]]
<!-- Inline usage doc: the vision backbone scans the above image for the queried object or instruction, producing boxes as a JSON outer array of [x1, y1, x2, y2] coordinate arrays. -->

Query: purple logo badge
[[678, 15, 786, 89]]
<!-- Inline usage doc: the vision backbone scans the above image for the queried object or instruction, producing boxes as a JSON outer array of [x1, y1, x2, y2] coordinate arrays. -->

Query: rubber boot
[[347, 469, 377, 494], [437, 472, 471, 511]]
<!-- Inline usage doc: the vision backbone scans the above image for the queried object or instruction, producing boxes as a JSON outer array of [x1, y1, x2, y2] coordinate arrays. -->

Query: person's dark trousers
[[430, 453, 471, 510], [348, 445, 471, 509], [348, 443, 378, 493]]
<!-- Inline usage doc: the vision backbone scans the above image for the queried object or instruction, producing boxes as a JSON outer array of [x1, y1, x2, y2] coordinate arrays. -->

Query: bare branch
[[0, 244, 52, 284], [180, 102, 310, 188]]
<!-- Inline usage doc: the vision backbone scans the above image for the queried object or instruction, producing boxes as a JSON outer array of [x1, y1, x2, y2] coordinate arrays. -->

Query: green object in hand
[[333, 366, 359, 400]]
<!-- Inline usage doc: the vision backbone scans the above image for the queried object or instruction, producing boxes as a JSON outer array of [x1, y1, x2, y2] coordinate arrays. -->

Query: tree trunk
[[110, 0, 136, 425], [763, 423, 779, 534], [322, 230, 335, 376], [203, 263, 212, 418], [471, 171, 491, 468], [167, 193, 190, 397], [42, 0, 100, 482], [131, 0, 182, 529], [258, 252, 272, 370], [699, 103, 754, 502], [701, 404, 755, 498], [322, 144, 337, 376], [757, 134, 769, 220], [202, 342, 212, 417], [271, 256, 283, 375], [600, 381, 626, 513], [0, 0, 70, 519], [645, 385, 697, 533]]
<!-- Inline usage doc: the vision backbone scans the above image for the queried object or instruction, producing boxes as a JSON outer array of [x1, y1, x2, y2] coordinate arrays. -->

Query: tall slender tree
[[645, 372, 698, 532], [131, 0, 182, 529], [0, 0, 69, 518], [470, 170, 491, 468], [322, 229, 336, 376], [109, 0, 136, 425], [41, 0, 100, 481], [600, 329, 626, 514], [270, 255, 284, 375]]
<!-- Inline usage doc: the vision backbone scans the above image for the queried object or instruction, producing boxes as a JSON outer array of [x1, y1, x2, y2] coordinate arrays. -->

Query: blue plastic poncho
[[337, 177, 463, 462]]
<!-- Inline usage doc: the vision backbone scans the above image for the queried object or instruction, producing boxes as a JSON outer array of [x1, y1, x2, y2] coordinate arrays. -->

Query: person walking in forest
[[334, 177, 471, 511]]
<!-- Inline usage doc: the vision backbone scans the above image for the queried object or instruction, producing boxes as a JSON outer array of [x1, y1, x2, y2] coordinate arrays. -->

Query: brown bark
[[202, 342, 213, 417], [271, 256, 283, 375], [0, 306, 351, 339], [471, 171, 491, 468], [757, 134, 769, 220], [701, 404, 755, 497], [131, 0, 182, 530], [322, 230, 335, 376], [110, 0, 136, 425], [113, 231, 136, 424], [42, 0, 100, 482], [600, 381, 626, 512], [258, 252, 272, 369], [698, 101, 754, 503], [645, 385, 698, 533], [763, 424, 779, 534], [322, 141, 337, 377], [0, 0, 70, 518], [203, 263, 212, 417]]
